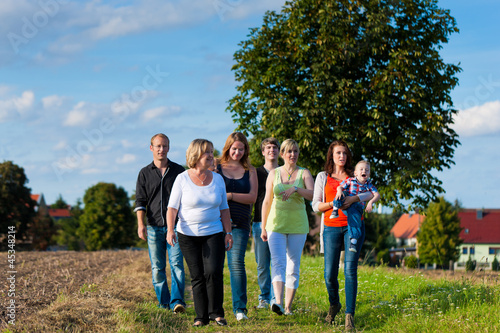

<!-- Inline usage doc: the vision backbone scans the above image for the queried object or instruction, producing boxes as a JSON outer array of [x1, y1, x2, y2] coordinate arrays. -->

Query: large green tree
[[228, 0, 461, 210], [53, 199, 84, 251], [0, 161, 36, 247], [78, 183, 135, 251], [417, 196, 462, 268]]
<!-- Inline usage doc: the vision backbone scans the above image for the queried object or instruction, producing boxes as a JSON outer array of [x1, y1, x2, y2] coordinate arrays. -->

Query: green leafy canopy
[[227, 0, 461, 210]]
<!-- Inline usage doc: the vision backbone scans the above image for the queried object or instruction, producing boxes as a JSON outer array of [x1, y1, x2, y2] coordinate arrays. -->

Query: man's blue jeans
[[227, 227, 249, 314], [147, 225, 185, 310], [333, 194, 363, 240], [252, 222, 274, 304], [323, 224, 364, 315]]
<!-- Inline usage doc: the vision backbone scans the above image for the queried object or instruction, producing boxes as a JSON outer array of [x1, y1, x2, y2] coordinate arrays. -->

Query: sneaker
[[329, 209, 339, 219], [236, 312, 248, 321], [173, 304, 185, 314], [284, 310, 293, 316], [345, 313, 355, 331], [325, 302, 341, 324], [257, 300, 270, 309], [349, 243, 357, 253], [271, 303, 284, 316]]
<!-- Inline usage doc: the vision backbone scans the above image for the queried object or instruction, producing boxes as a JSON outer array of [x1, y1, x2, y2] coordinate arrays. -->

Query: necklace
[[285, 166, 296, 181], [193, 170, 207, 184]]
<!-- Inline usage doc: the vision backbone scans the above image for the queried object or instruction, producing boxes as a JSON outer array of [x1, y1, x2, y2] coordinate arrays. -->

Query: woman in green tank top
[[261, 139, 314, 315]]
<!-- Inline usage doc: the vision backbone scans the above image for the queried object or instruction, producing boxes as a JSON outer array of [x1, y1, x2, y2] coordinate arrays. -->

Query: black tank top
[[217, 164, 252, 231]]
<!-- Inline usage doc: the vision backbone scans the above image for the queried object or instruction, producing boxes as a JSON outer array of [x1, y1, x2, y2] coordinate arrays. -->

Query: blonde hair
[[219, 132, 251, 170], [355, 160, 370, 169], [280, 139, 299, 156], [186, 139, 213, 168], [151, 133, 169, 146]]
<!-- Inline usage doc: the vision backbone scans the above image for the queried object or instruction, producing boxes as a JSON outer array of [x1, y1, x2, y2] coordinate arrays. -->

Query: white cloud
[[64, 104, 89, 126], [42, 95, 67, 109], [63, 101, 104, 127], [116, 153, 136, 164], [0, 90, 34, 122], [111, 90, 159, 117], [453, 100, 500, 137], [142, 106, 182, 122]]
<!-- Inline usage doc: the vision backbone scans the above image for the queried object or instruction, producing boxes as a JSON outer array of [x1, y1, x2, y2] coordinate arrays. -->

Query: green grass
[[115, 252, 500, 332]]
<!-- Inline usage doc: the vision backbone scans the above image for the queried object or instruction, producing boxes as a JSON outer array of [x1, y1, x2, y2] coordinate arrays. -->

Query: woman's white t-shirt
[[168, 170, 229, 237]]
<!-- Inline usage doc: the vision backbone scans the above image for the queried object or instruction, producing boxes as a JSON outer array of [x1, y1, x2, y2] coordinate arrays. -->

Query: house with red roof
[[390, 212, 423, 247], [458, 209, 500, 266], [32, 193, 71, 221], [390, 209, 500, 269], [48, 208, 72, 221]]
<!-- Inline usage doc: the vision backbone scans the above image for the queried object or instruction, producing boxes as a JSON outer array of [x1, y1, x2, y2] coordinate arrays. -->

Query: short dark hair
[[261, 137, 280, 151]]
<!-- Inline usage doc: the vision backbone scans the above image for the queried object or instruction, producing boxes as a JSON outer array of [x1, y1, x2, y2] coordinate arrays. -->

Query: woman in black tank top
[[217, 132, 257, 320]]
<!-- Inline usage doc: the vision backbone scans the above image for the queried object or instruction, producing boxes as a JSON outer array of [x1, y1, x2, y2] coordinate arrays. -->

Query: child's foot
[[329, 209, 339, 219], [349, 243, 357, 253]]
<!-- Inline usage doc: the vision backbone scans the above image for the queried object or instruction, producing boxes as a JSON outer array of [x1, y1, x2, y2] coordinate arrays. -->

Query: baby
[[330, 160, 380, 253]]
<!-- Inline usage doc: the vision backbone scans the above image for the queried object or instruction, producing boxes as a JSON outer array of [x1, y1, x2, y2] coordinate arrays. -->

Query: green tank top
[[265, 167, 309, 234]]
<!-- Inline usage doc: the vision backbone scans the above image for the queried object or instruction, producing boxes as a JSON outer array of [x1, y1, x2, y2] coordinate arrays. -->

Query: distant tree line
[[1, 161, 138, 251], [1, 159, 470, 269]]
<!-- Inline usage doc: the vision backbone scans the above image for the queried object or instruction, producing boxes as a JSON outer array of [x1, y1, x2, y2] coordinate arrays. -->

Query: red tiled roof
[[31, 194, 40, 202], [459, 209, 500, 244], [48, 209, 71, 218], [390, 213, 424, 239]]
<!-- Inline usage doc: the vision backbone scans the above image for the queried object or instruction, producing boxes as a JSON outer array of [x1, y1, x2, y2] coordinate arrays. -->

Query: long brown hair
[[219, 132, 251, 170], [324, 140, 354, 177]]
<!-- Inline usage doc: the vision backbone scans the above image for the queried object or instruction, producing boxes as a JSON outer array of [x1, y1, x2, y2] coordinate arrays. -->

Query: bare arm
[[300, 168, 315, 201], [221, 208, 233, 251], [228, 166, 258, 204], [166, 208, 178, 246], [260, 169, 275, 242], [365, 191, 381, 213], [136, 210, 147, 240]]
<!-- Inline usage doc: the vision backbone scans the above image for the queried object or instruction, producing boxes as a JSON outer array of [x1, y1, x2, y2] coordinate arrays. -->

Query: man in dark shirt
[[252, 137, 280, 309], [135, 133, 186, 313]]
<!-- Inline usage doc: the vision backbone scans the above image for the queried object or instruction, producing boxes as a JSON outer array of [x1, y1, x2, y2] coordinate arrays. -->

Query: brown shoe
[[345, 313, 355, 331], [325, 302, 341, 324]]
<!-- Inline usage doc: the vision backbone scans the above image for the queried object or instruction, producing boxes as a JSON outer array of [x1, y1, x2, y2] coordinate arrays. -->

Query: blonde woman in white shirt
[[167, 139, 232, 327]]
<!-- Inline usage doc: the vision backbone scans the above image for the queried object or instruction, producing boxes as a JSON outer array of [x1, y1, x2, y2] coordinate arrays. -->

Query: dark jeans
[[323, 225, 364, 315], [178, 232, 226, 324]]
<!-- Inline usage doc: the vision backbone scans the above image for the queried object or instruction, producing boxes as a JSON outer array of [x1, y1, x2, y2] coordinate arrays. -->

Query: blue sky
[[1, 0, 499, 209]]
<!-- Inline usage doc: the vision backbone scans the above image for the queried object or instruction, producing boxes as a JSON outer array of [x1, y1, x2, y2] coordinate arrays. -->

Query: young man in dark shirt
[[252, 138, 280, 309], [135, 133, 186, 313]]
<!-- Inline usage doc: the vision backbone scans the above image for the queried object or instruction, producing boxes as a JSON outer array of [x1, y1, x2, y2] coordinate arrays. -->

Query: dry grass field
[[1, 250, 154, 332]]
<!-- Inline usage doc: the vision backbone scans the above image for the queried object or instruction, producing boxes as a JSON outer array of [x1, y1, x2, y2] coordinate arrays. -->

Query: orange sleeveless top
[[324, 175, 348, 227]]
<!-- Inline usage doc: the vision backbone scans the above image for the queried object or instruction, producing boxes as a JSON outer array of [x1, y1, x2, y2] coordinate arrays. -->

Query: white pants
[[267, 231, 307, 289]]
